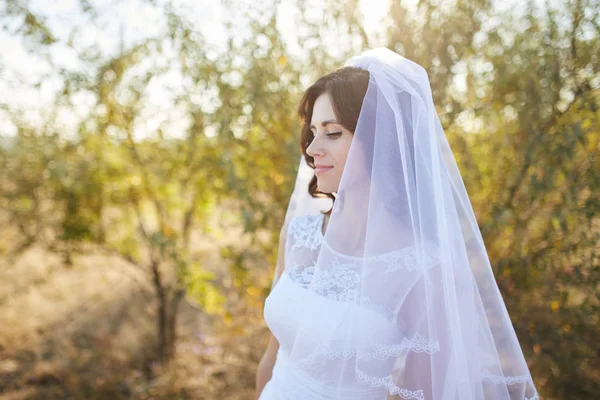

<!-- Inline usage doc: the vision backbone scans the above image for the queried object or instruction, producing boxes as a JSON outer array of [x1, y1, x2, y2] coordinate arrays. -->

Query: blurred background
[[0, 0, 598, 399]]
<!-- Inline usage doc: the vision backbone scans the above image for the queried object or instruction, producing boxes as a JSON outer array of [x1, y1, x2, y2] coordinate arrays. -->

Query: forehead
[[310, 94, 338, 127]]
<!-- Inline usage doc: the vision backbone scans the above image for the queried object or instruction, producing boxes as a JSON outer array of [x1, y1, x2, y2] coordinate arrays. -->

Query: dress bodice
[[261, 213, 440, 400]]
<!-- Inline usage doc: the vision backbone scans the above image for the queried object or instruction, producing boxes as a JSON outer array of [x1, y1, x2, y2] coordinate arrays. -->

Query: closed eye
[[327, 131, 343, 138]]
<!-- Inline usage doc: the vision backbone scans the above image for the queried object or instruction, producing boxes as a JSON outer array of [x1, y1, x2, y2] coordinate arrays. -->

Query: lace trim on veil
[[358, 334, 441, 360], [354, 367, 539, 400], [481, 369, 536, 386], [296, 333, 441, 367], [356, 368, 425, 400]]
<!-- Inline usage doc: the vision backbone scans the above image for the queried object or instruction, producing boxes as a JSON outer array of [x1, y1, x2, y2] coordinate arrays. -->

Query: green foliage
[[183, 262, 226, 315]]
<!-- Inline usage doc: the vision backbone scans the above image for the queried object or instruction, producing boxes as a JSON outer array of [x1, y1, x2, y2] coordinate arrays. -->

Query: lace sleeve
[[269, 216, 296, 291], [283, 215, 298, 265]]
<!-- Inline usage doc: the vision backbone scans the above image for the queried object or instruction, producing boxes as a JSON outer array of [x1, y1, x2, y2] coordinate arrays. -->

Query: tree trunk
[[151, 258, 185, 364], [164, 289, 185, 361], [151, 259, 168, 363]]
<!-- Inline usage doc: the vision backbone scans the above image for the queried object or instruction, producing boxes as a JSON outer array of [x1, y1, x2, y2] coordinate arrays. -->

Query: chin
[[317, 183, 335, 194]]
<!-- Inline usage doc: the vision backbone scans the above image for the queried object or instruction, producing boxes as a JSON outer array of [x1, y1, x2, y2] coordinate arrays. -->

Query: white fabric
[[262, 48, 538, 400]]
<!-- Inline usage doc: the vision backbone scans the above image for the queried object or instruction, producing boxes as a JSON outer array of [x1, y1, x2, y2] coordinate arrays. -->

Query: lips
[[315, 164, 333, 174]]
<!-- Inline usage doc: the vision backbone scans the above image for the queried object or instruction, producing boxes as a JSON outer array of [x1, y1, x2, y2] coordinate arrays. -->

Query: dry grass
[[0, 216, 272, 400]]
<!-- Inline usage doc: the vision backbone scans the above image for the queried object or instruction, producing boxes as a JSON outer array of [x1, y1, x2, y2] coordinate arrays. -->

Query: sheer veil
[[269, 47, 539, 400]]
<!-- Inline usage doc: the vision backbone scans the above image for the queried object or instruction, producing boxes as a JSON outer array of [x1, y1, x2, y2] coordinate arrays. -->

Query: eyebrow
[[309, 119, 339, 130]]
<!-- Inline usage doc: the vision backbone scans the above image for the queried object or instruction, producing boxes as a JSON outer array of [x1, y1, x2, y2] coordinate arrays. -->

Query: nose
[[306, 134, 325, 158]]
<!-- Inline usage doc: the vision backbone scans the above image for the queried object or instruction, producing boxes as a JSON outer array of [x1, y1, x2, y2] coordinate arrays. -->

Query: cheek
[[335, 138, 353, 169]]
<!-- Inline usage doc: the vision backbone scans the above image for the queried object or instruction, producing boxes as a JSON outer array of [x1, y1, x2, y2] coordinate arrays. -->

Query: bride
[[255, 48, 538, 400]]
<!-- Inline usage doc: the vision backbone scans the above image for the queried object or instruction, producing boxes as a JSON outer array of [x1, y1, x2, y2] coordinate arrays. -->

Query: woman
[[255, 48, 538, 400]]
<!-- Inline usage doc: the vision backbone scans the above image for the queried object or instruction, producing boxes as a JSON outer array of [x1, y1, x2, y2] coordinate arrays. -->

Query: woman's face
[[306, 93, 354, 194]]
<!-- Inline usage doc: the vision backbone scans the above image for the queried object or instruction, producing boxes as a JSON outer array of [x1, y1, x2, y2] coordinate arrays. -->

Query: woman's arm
[[255, 218, 289, 399], [255, 333, 280, 399]]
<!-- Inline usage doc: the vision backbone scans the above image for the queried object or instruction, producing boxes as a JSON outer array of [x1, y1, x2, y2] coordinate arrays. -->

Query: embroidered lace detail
[[287, 214, 442, 303], [316, 257, 360, 302], [287, 262, 314, 286], [381, 241, 441, 274], [320, 235, 440, 272], [290, 214, 439, 273], [289, 213, 324, 250], [290, 213, 440, 269], [356, 369, 424, 400], [287, 265, 378, 305], [288, 258, 362, 303]]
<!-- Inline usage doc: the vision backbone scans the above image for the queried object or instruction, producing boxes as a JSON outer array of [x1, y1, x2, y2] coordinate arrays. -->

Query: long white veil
[[268, 48, 538, 400]]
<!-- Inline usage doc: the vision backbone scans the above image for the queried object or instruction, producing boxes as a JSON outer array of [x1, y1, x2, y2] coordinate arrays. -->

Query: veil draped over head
[[269, 48, 538, 400]]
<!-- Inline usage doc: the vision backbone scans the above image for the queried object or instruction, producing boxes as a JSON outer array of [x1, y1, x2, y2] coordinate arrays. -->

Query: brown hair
[[297, 67, 370, 215]]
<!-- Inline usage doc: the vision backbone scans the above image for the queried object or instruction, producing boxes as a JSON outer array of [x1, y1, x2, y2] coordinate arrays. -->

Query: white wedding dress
[[260, 213, 439, 400]]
